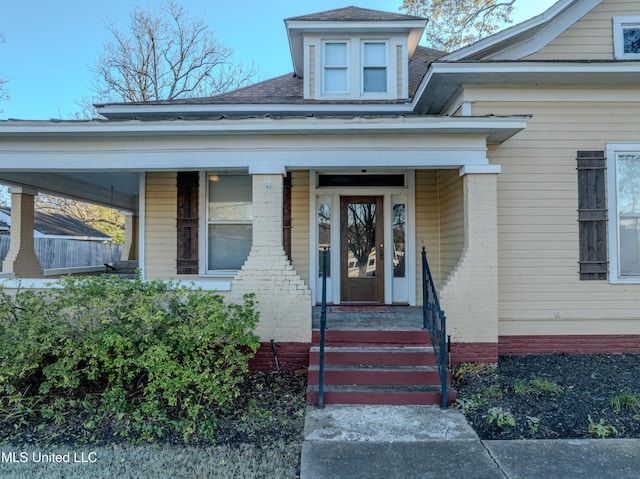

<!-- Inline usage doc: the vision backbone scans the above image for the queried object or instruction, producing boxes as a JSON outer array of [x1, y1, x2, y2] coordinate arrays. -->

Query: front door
[[340, 196, 384, 302]]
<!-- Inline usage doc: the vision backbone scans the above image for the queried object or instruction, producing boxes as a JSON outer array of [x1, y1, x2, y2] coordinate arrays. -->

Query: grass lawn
[[0, 441, 300, 478]]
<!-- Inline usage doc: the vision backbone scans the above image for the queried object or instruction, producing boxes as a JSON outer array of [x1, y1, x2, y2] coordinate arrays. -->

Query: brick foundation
[[248, 342, 311, 372], [449, 342, 499, 364], [499, 335, 640, 356]]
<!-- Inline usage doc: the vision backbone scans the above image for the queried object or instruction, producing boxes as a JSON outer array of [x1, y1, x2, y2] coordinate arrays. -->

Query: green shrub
[[0, 275, 260, 441]]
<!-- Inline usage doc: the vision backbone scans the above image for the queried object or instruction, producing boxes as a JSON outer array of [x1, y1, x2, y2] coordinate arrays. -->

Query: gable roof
[[0, 207, 111, 241], [444, 0, 603, 61], [285, 6, 425, 22]]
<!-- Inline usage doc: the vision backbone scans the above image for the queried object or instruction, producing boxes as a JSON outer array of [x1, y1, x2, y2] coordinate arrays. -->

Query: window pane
[[208, 224, 252, 270], [623, 27, 640, 53], [324, 69, 347, 93], [364, 67, 387, 92], [208, 175, 252, 221], [364, 43, 385, 65], [318, 203, 331, 277], [393, 204, 406, 278], [325, 43, 347, 66], [618, 154, 640, 275]]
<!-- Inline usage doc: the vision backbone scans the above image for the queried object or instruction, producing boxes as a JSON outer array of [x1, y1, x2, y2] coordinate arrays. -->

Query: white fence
[[0, 237, 121, 270]]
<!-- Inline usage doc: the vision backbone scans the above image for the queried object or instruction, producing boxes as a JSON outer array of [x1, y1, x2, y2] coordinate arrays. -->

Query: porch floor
[[312, 305, 423, 331]]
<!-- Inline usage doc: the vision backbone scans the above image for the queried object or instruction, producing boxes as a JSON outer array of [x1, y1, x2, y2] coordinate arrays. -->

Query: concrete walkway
[[300, 405, 640, 479]]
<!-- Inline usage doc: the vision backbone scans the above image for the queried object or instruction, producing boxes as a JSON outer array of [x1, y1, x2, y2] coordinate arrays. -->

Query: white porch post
[[228, 173, 312, 343], [439, 166, 500, 352], [2, 187, 44, 278]]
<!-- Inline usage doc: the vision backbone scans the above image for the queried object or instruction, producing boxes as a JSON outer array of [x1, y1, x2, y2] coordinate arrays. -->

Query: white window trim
[[361, 40, 390, 97], [613, 16, 640, 60], [322, 40, 350, 95], [606, 144, 640, 283], [201, 171, 252, 277]]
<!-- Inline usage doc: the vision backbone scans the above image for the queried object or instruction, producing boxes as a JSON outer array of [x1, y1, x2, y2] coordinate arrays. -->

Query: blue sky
[[1, 0, 557, 120]]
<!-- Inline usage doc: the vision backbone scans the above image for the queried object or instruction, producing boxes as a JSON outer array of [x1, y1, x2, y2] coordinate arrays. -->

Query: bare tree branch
[[0, 33, 10, 109], [401, 0, 515, 51], [88, 0, 256, 105]]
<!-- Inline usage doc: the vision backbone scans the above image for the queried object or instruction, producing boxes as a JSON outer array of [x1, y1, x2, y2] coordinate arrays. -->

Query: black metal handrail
[[318, 248, 328, 408], [421, 246, 448, 409]]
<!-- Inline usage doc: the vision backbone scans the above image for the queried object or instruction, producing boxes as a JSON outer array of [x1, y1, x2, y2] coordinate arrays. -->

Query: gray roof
[[0, 207, 111, 240], [285, 6, 425, 22], [126, 46, 444, 108]]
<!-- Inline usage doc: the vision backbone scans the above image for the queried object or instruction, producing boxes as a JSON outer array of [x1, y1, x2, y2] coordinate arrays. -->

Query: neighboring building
[[0, 207, 111, 241], [0, 0, 639, 373]]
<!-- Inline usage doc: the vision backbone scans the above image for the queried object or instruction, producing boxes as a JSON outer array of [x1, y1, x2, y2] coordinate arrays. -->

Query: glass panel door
[[340, 196, 383, 302]]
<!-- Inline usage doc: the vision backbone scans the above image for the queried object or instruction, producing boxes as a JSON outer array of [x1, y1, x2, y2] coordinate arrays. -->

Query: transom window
[[323, 42, 348, 93], [613, 17, 640, 59], [363, 42, 387, 93], [206, 174, 252, 272]]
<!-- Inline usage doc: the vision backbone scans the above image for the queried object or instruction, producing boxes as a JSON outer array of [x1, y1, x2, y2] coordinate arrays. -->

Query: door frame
[[310, 170, 416, 306], [340, 195, 384, 303]]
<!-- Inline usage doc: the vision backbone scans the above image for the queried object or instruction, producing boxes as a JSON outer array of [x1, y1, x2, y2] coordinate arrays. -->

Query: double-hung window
[[613, 17, 640, 59], [608, 147, 640, 281], [323, 42, 348, 94], [362, 42, 387, 93], [206, 174, 252, 273]]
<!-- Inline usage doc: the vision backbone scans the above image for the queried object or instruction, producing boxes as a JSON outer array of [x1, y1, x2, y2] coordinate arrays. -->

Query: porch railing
[[317, 247, 328, 408], [421, 246, 448, 409]]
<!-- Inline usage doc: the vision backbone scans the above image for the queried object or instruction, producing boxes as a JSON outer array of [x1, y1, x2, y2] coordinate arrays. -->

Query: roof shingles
[[286, 6, 425, 22]]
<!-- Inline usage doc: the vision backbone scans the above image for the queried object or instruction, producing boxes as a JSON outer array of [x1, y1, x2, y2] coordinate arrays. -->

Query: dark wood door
[[340, 196, 384, 302]]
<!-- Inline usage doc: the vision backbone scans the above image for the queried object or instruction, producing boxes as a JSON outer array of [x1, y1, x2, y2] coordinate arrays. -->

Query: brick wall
[[227, 174, 312, 343]]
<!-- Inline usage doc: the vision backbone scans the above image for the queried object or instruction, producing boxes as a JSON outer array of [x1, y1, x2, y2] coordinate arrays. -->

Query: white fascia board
[[428, 61, 640, 75], [0, 115, 525, 138], [443, 0, 602, 61], [96, 102, 414, 119]]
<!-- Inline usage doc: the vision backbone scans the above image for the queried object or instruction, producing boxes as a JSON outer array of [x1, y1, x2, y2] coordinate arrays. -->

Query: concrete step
[[307, 364, 445, 386], [306, 384, 456, 406], [311, 329, 430, 346], [309, 346, 437, 367]]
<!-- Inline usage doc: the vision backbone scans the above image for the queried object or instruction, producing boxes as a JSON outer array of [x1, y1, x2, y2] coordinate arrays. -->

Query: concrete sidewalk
[[300, 405, 640, 479]]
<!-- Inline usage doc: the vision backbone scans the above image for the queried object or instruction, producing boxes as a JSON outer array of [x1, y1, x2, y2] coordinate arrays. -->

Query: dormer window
[[323, 42, 349, 93], [613, 16, 640, 59], [363, 42, 387, 93]]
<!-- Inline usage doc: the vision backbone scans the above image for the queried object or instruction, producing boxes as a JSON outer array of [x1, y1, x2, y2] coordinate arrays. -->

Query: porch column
[[121, 212, 138, 261], [229, 173, 312, 348], [2, 187, 44, 278], [439, 166, 500, 363]]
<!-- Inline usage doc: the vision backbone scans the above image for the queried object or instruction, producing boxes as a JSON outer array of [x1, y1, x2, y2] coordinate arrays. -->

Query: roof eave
[[414, 61, 640, 114], [443, 0, 602, 61], [0, 116, 528, 144]]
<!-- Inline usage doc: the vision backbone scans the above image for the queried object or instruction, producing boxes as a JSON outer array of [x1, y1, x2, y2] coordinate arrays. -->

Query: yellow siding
[[473, 98, 640, 335], [415, 170, 441, 300], [438, 169, 464, 284], [291, 171, 310, 285], [144, 172, 176, 279], [525, 0, 640, 60]]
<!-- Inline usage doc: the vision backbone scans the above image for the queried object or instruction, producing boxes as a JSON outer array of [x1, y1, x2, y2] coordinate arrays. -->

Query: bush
[[0, 275, 260, 441]]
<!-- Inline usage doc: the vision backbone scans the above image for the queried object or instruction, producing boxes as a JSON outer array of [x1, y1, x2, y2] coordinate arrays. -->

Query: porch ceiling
[[0, 171, 139, 212]]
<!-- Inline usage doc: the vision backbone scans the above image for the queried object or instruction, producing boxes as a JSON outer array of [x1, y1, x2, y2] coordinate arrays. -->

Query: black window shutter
[[577, 151, 607, 280], [176, 172, 199, 274]]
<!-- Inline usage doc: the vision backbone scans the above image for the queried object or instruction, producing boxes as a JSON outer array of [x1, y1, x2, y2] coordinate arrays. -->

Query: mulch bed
[[453, 353, 640, 440]]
